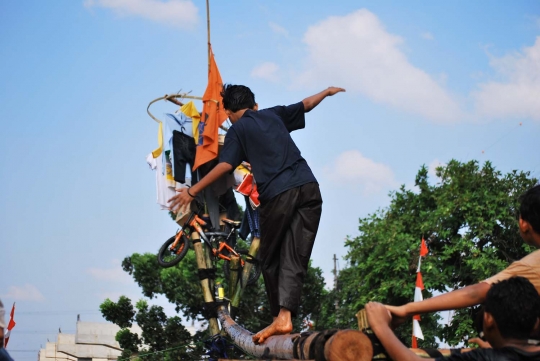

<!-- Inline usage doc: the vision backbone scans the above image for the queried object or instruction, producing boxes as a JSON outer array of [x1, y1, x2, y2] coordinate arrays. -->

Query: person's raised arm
[[302, 87, 345, 112], [386, 282, 491, 326], [168, 162, 233, 212]]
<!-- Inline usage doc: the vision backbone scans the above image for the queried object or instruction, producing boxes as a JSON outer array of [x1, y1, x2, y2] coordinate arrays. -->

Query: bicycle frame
[[170, 211, 244, 266]]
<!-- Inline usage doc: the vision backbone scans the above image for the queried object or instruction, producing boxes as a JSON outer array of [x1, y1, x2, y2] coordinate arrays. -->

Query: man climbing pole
[[169, 84, 345, 344]]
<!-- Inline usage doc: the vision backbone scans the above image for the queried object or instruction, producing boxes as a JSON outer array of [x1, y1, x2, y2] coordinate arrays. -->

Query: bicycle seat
[[221, 218, 241, 229]]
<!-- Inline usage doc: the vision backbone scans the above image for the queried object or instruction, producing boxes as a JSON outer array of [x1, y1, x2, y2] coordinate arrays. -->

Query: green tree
[[100, 297, 202, 360], [335, 160, 537, 346], [100, 296, 136, 328]]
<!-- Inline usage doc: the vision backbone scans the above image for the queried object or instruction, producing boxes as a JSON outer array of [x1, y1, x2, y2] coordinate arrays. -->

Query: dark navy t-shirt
[[219, 102, 317, 203], [435, 347, 540, 361]]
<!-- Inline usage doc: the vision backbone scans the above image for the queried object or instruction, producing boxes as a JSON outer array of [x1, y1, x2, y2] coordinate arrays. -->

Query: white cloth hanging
[[146, 153, 176, 210]]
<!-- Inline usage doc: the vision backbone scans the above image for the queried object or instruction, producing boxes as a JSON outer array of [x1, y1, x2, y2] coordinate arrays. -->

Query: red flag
[[415, 272, 425, 291], [420, 237, 428, 257], [193, 46, 228, 170], [4, 302, 16, 348]]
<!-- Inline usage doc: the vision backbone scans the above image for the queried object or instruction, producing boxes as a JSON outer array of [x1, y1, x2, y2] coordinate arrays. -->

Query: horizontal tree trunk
[[217, 305, 298, 359], [216, 307, 373, 360]]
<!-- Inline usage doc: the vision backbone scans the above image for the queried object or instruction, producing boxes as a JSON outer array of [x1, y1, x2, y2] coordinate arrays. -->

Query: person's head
[[519, 184, 540, 246], [221, 84, 257, 122], [483, 277, 540, 344]]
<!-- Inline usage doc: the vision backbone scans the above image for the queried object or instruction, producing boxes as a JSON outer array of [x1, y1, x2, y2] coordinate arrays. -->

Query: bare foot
[[252, 308, 293, 344]]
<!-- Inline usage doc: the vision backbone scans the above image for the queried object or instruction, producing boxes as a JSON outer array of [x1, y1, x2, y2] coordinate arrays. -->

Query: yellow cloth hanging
[[151, 122, 163, 158], [180, 101, 201, 144]]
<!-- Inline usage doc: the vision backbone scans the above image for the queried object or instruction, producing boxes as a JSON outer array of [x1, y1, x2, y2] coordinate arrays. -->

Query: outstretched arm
[[386, 282, 491, 326], [302, 87, 345, 112], [366, 302, 432, 361], [168, 162, 233, 212]]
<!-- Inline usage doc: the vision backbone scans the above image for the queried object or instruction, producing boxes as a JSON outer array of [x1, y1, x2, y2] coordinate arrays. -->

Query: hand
[[385, 305, 409, 328], [468, 338, 491, 349], [365, 302, 392, 332], [168, 188, 194, 212], [327, 87, 346, 96]]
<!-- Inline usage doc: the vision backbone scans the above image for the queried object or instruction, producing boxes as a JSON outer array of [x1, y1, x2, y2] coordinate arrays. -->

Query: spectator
[[386, 184, 540, 338], [367, 277, 540, 361]]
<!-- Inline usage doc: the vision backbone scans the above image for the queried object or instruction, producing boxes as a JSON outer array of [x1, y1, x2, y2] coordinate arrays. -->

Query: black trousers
[[172, 130, 196, 184], [259, 182, 322, 317]]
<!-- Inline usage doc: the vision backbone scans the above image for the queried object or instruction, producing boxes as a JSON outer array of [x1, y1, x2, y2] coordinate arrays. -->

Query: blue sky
[[1, 0, 539, 357]]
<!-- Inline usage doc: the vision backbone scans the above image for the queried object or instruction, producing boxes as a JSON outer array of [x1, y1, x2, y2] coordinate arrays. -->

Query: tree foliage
[[100, 295, 136, 328], [334, 160, 537, 346], [100, 297, 204, 360]]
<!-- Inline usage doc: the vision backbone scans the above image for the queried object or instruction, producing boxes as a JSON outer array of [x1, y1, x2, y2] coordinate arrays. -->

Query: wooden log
[[192, 233, 220, 335], [217, 305, 299, 359], [217, 306, 374, 360], [218, 303, 473, 360], [299, 332, 320, 359], [324, 330, 372, 361]]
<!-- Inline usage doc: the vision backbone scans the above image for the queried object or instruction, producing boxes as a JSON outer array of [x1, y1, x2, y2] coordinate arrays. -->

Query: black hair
[[484, 276, 540, 340], [221, 84, 256, 112], [520, 184, 540, 234], [472, 306, 485, 339]]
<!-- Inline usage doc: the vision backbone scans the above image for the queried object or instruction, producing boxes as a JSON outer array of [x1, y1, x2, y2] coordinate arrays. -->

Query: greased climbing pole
[[191, 231, 220, 335]]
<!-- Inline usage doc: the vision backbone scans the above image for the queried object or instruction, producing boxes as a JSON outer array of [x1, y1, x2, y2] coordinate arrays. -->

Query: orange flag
[[420, 237, 428, 257], [193, 47, 228, 170]]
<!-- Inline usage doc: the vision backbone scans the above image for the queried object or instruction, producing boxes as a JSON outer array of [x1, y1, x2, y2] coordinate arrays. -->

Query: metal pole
[[206, 0, 211, 73], [334, 254, 339, 324]]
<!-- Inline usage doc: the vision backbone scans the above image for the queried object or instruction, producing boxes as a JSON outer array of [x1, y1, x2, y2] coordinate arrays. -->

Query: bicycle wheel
[[157, 234, 189, 268], [223, 249, 261, 286]]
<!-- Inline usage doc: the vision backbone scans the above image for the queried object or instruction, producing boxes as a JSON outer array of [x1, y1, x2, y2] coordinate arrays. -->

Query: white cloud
[[84, 0, 198, 28], [323, 150, 398, 193], [269, 22, 289, 37], [421, 32, 434, 40], [87, 259, 131, 283], [1, 284, 45, 302], [472, 36, 540, 121], [251, 62, 280, 82], [294, 9, 462, 123]]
